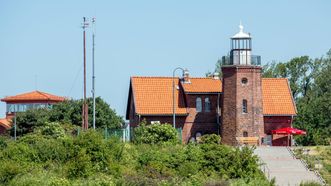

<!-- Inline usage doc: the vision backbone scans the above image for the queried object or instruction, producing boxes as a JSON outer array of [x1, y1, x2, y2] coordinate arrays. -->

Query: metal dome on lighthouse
[[232, 23, 251, 39], [227, 23, 261, 66]]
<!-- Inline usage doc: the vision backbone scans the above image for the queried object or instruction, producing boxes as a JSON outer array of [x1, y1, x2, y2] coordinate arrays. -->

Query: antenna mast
[[92, 17, 96, 130], [82, 17, 89, 130]]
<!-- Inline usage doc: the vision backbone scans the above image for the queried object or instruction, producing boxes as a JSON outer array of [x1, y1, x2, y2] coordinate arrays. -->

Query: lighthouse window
[[242, 99, 248, 113], [196, 97, 202, 112], [241, 78, 248, 85]]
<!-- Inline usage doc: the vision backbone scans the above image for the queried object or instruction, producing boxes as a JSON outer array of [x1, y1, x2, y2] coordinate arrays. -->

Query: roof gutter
[[185, 92, 223, 95], [263, 114, 297, 117]]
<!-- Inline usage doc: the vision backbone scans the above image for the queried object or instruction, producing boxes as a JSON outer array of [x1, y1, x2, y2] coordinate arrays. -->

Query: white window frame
[[196, 97, 202, 112]]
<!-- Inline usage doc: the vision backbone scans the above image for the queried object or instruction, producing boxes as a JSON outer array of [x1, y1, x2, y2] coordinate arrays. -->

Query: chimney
[[182, 69, 191, 83], [213, 72, 220, 80]]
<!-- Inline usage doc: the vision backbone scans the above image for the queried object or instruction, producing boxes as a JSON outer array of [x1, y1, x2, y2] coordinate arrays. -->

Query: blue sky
[[1, 1, 330, 118]]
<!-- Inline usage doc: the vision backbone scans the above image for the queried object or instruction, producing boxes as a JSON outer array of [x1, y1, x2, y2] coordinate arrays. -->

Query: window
[[242, 99, 247, 113], [6, 104, 15, 113], [243, 131, 248, 137], [196, 97, 202, 112], [241, 77, 248, 85], [205, 97, 211, 112]]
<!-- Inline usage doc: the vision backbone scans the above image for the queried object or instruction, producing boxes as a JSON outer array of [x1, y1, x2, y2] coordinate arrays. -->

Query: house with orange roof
[[0, 90, 65, 134], [126, 25, 297, 146]]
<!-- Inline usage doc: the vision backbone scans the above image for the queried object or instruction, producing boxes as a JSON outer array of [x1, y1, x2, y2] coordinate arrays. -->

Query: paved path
[[254, 146, 322, 186]]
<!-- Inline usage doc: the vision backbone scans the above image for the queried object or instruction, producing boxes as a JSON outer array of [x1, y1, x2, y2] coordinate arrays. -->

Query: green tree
[[11, 97, 123, 137], [262, 49, 331, 145]]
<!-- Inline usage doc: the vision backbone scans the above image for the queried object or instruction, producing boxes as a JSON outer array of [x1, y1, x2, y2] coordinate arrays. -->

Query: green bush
[[66, 149, 93, 178], [0, 124, 271, 185], [34, 122, 65, 139], [0, 161, 24, 183], [200, 134, 221, 144], [134, 122, 179, 144], [300, 181, 323, 186]]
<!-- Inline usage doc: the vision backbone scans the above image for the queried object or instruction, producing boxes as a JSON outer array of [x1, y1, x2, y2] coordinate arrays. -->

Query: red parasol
[[272, 127, 306, 135]]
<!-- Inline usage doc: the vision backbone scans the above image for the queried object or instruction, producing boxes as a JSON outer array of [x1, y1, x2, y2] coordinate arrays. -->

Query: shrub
[[0, 161, 24, 183], [0, 136, 8, 150], [134, 122, 178, 144], [300, 181, 323, 186], [66, 149, 93, 178], [200, 134, 221, 144], [34, 122, 65, 139]]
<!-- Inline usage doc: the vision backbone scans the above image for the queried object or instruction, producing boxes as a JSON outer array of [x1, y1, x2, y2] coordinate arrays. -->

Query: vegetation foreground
[[0, 123, 275, 186]]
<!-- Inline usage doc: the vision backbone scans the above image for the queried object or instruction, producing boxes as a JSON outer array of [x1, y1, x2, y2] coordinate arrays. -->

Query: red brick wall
[[272, 134, 290, 146], [127, 92, 221, 143], [264, 116, 292, 134], [264, 116, 293, 146], [221, 66, 264, 145]]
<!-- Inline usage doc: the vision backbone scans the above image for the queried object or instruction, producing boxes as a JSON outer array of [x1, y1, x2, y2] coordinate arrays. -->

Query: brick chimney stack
[[183, 69, 191, 83]]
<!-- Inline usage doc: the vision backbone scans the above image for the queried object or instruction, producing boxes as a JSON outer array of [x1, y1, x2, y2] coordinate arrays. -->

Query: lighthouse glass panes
[[230, 23, 253, 65], [231, 37, 252, 65]]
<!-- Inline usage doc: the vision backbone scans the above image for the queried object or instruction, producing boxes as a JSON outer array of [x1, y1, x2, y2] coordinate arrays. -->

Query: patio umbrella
[[272, 127, 306, 135]]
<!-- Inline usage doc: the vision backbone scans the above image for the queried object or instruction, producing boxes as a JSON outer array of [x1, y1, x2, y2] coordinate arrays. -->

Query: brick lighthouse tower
[[221, 23, 264, 146]]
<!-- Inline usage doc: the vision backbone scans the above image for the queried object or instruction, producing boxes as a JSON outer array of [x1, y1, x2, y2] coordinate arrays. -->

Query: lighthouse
[[221, 23, 265, 146]]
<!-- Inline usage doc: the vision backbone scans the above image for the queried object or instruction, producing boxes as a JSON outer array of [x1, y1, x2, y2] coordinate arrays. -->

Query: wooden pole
[[82, 17, 89, 130]]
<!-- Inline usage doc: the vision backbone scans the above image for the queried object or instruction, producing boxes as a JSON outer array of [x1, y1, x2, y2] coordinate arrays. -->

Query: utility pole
[[14, 111, 17, 140], [92, 17, 96, 130], [82, 17, 89, 130]]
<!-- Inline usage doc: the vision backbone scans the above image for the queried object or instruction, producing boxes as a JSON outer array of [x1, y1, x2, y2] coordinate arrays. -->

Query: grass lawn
[[294, 146, 331, 185]]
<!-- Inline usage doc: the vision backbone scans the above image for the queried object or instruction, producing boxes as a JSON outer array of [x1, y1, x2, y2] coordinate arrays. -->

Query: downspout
[[217, 93, 220, 135], [290, 115, 294, 146]]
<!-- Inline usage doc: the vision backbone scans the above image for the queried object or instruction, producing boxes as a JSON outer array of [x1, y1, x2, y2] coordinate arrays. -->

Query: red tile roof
[[0, 118, 12, 129], [1, 91, 65, 102], [182, 78, 222, 93], [128, 76, 296, 116], [130, 77, 187, 115], [262, 78, 297, 115]]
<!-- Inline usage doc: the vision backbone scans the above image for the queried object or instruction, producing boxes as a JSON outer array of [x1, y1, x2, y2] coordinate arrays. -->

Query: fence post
[[105, 127, 108, 140], [177, 128, 182, 144]]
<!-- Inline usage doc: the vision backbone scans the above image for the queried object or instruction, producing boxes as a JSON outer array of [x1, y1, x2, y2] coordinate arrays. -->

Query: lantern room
[[228, 23, 261, 66]]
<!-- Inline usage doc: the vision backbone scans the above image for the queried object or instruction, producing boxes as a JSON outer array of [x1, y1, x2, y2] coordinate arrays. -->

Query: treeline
[[262, 50, 331, 145], [8, 97, 123, 137]]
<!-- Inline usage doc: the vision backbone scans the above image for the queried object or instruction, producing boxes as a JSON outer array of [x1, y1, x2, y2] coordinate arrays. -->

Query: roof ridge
[[131, 76, 216, 79], [131, 76, 176, 79], [35, 90, 51, 99], [262, 78, 288, 80]]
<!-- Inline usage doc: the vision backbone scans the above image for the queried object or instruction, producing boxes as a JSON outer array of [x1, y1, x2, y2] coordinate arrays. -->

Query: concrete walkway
[[254, 146, 322, 186]]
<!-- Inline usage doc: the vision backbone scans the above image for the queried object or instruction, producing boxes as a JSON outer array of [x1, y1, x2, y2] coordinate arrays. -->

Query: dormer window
[[196, 97, 202, 112], [205, 97, 211, 112]]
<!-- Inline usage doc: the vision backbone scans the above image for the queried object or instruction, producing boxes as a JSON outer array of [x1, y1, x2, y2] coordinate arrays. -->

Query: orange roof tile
[[0, 118, 12, 129], [182, 78, 222, 93], [262, 78, 297, 115], [128, 76, 296, 116], [130, 77, 188, 115], [1, 91, 65, 102]]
